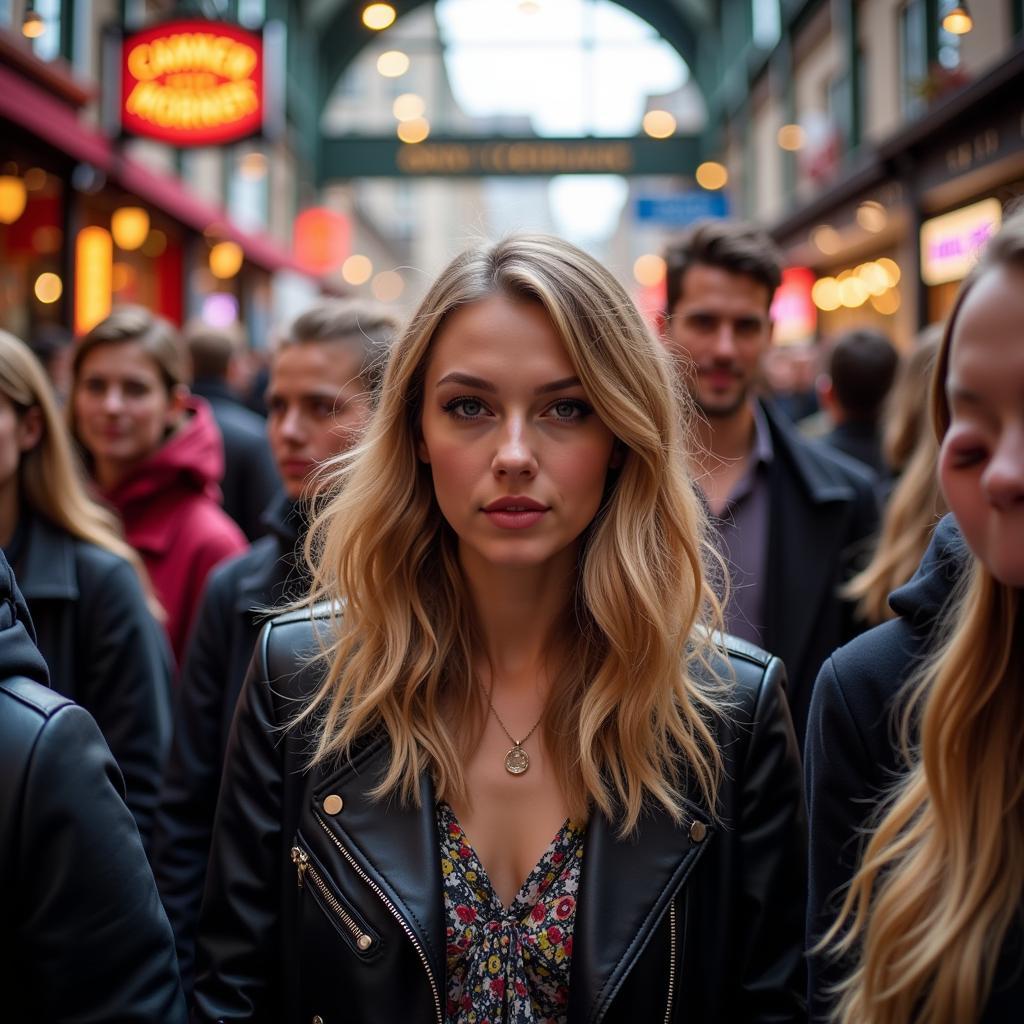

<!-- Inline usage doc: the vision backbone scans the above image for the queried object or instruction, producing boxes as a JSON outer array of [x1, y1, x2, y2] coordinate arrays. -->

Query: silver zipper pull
[[290, 846, 309, 888]]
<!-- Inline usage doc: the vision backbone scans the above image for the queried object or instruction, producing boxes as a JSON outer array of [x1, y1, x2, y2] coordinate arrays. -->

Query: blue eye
[[548, 399, 591, 422], [442, 396, 488, 420]]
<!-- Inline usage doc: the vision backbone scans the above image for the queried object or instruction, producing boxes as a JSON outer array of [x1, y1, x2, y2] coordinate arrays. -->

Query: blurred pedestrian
[[843, 335, 946, 626], [0, 328, 172, 846], [27, 322, 73, 403], [663, 220, 878, 744], [192, 235, 805, 1023], [185, 321, 279, 541], [806, 208, 1024, 1023], [0, 548, 186, 1023], [816, 328, 899, 476], [70, 307, 247, 667], [153, 299, 400, 995]]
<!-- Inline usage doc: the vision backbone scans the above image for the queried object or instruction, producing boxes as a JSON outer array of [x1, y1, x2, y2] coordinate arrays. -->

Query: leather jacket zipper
[[291, 844, 375, 952], [664, 899, 677, 1024], [315, 811, 443, 1024]]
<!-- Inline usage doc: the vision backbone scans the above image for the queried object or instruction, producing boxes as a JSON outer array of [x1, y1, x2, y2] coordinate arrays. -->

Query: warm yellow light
[[942, 6, 973, 34], [111, 207, 150, 251], [857, 200, 887, 233], [642, 110, 676, 139], [377, 50, 409, 77], [777, 124, 805, 151], [838, 277, 869, 308], [811, 224, 841, 255], [24, 167, 47, 192], [695, 161, 728, 190], [34, 272, 62, 304], [209, 240, 244, 279], [362, 3, 396, 30], [393, 93, 425, 121], [0, 176, 28, 225], [75, 227, 113, 335], [871, 288, 901, 315], [857, 262, 890, 296], [141, 229, 168, 258], [518, 1, 542, 13], [22, 11, 44, 39], [397, 117, 430, 144], [876, 257, 901, 287], [633, 254, 666, 287], [811, 277, 841, 312], [341, 254, 374, 286], [372, 270, 404, 302], [239, 152, 268, 179]]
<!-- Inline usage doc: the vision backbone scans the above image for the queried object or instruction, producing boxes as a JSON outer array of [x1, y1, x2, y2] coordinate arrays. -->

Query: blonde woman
[[842, 335, 947, 626], [193, 235, 806, 1023], [806, 207, 1024, 1022], [0, 329, 172, 847]]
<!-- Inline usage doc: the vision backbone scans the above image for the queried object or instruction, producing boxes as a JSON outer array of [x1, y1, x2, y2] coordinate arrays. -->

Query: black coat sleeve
[[733, 656, 808, 1021], [78, 554, 173, 850], [192, 628, 286, 1022], [16, 702, 186, 1023], [804, 656, 879, 1023], [152, 567, 236, 996]]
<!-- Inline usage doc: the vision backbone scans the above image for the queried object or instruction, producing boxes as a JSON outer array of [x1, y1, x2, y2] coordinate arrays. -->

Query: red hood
[[103, 396, 225, 514]]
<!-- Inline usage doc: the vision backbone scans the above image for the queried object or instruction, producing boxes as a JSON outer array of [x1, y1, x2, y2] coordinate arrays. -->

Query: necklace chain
[[486, 695, 543, 747]]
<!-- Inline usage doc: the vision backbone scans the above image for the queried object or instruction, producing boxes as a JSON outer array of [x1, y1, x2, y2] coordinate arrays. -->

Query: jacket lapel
[[307, 736, 446, 989], [568, 801, 714, 1024]]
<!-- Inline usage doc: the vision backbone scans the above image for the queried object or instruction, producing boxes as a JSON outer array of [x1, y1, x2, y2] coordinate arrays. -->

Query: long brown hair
[[827, 208, 1024, 1023], [296, 234, 727, 833], [0, 329, 162, 618]]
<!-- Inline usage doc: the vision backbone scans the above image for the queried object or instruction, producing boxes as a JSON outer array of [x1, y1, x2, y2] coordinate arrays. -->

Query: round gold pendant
[[504, 744, 529, 776]]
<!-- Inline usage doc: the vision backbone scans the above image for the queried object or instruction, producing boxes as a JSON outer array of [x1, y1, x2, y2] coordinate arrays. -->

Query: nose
[[101, 385, 123, 413], [710, 323, 737, 360], [982, 431, 1024, 510], [279, 406, 305, 443], [491, 415, 537, 480]]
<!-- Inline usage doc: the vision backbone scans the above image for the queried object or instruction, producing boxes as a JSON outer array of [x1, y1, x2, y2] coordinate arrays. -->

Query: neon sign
[[121, 20, 264, 146]]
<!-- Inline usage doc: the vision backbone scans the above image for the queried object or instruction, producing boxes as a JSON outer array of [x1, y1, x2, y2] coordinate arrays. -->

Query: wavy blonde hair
[[843, 335, 946, 626], [298, 234, 726, 832], [0, 330, 162, 619], [827, 209, 1024, 1023]]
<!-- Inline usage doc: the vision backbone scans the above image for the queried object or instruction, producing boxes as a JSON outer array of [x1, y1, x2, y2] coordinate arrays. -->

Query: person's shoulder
[[204, 534, 280, 593], [0, 676, 74, 723], [211, 396, 267, 440], [703, 632, 783, 725], [68, 536, 140, 586], [252, 600, 337, 697]]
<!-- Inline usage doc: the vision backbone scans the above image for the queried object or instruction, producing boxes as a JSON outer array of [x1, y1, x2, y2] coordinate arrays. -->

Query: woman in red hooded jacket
[[71, 307, 247, 666]]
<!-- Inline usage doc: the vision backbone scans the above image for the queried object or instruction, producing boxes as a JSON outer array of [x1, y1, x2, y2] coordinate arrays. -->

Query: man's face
[[664, 264, 774, 419]]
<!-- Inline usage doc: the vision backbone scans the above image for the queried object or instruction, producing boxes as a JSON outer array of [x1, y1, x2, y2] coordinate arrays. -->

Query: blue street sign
[[634, 192, 729, 225]]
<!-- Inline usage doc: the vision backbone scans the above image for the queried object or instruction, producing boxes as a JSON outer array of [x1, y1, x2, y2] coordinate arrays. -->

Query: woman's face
[[74, 341, 178, 473], [939, 264, 1024, 587], [418, 294, 619, 575]]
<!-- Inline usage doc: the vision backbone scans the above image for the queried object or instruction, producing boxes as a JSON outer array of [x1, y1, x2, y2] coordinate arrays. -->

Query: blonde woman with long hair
[[193, 235, 806, 1023], [842, 335, 947, 626], [806, 206, 1024, 1023], [0, 329, 172, 847]]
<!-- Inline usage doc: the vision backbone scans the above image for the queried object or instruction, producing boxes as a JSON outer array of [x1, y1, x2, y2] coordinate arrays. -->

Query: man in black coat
[[153, 300, 399, 994], [663, 221, 879, 744], [186, 322, 279, 541], [0, 550, 186, 1022]]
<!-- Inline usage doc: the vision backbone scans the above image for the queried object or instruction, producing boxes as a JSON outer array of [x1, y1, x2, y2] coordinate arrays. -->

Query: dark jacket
[[153, 494, 307, 993], [822, 420, 886, 478], [759, 399, 879, 745], [9, 511, 173, 848], [101, 397, 248, 665], [191, 378, 279, 542], [0, 552, 187, 1023], [805, 515, 1023, 1021], [192, 612, 807, 1023]]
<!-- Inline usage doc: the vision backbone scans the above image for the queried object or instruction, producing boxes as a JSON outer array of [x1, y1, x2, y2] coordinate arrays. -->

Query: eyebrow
[[435, 372, 583, 395]]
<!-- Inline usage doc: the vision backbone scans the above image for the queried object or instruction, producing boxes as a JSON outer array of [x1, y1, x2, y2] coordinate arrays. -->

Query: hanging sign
[[920, 198, 1002, 286], [120, 20, 264, 146]]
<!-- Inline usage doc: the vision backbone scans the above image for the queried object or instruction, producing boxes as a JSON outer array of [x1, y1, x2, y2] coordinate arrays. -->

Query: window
[[752, 0, 781, 50], [900, 0, 927, 117]]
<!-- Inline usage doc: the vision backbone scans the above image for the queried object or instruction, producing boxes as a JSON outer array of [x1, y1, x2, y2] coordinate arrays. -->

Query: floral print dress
[[437, 801, 585, 1024]]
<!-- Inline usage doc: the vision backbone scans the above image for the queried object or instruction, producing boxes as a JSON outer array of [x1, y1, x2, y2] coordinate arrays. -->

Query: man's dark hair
[[281, 299, 401, 403], [664, 219, 783, 314], [828, 328, 899, 421], [184, 322, 241, 381]]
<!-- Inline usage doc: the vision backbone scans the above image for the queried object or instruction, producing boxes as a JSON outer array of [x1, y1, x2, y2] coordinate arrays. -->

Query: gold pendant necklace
[[486, 693, 543, 777]]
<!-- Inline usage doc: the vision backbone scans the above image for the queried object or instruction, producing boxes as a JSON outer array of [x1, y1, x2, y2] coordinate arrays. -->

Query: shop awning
[[0, 60, 310, 278]]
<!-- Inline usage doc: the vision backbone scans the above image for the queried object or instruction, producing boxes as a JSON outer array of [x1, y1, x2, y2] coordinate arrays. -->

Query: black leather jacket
[[0, 553, 186, 1023], [194, 608, 807, 1023]]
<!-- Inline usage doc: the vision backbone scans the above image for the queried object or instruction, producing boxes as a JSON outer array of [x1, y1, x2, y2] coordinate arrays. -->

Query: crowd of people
[[1, 208, 1021, 1024]]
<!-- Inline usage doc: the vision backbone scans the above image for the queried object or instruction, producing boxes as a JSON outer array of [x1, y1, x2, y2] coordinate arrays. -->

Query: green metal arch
[[316, 0, 707, 119]]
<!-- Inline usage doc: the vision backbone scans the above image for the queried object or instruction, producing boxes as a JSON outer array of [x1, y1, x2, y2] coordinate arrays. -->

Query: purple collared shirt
[[702, 403, 773, 647]]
